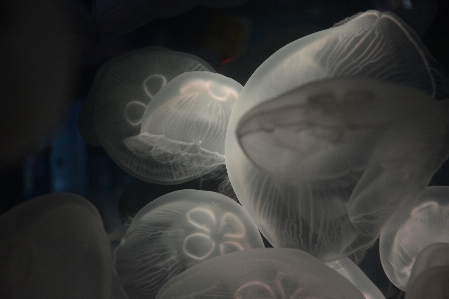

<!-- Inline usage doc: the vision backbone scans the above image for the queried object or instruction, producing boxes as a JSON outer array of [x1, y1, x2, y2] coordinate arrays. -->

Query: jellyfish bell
[[156, 248, 365, 299], [380, 186, 449, 290], [114, 189, 264, 299], [0, 193, 112, 299], [225, 10, 449, 262], [123, 71, 242, 184], [88, 48, 216, 182]]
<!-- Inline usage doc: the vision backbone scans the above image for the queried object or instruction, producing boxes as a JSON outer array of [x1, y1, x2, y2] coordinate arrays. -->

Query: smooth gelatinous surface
[[156, 248, 365, 299], [0, 193, 112, 299], [380, 187, 449, 290], [327, 257, 385, 299], [124, 71, 241, 184], [225, 10, 449, 262], [408, 243, 449, 288], [90, 48, 216, 183], [405, 266, 449, 299], [114, 189, 264, 299]]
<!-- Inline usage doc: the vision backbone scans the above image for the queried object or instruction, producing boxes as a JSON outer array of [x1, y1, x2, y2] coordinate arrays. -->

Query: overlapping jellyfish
[[0, 193, 112, 299], [156, 248, 366, 299], [114, 189, 264, 299], [380, 186, 449, 290], [93, 0, 250, 35], [225, 10, 449, 262]]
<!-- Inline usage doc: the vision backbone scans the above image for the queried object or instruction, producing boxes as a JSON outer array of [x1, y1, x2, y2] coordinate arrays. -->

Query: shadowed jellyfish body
[[114, 189, 264, 299], [0, 193, 112, 299], [405, 243, 449, 299], [326, 257, 385, 299], [123, 71, 242, 184], [92, 0, 250, 35], [156, 248, 365, 299], [380, 187, 449, 290], [225, 9, 449, 262], [87, 48, 218, 182]]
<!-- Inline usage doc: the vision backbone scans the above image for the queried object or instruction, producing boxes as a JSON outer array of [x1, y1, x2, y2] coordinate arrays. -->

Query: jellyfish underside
[[124, 72, 241, 184]]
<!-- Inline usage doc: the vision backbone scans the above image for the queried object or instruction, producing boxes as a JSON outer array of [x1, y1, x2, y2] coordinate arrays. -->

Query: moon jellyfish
[[380, 186, 449, 290], [88, 48, 216, 182], [114, 189, 264, 299], [225, 9, 449, 262], [327, 257, 385, 299], [156, 248, 365, 299], [123, 71, 242, 184], [0, 193, 112, 299]]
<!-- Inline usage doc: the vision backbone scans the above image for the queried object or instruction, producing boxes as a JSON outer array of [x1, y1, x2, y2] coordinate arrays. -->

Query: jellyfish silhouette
[[156, 248, 365, 299], [114, 189, 264, 299], [380, 187, 449, 290], [0, 193, 112, 299], [123, 71, 242, 184], [225, 10, 449, 262], [85, 48, 221, 183]]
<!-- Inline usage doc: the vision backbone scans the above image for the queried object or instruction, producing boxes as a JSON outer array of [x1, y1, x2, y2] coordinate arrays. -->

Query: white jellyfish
[[225, 10, 449, 262], [123, 71, 242, 184], [114, 189, 264, 299]]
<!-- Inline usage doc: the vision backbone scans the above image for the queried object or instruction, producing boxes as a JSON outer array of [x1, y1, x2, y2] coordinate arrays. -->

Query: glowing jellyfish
[[114, 189, 264, 299], [380, 187, 449, 290], [123, 71, 242, 184], [156, 248, 365, 299], [87, 48, 216, 182], [327, 257, 385, 299], [225, 10, 449, 262], [0, 193, 112, 299]]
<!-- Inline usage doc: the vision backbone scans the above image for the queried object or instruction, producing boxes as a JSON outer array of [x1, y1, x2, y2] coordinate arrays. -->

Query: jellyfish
[[225, 9, 449, 262], [380, 186, 449, 290], [0, 193, 112, 299], [114, 189, 264, 299], [86, 48, 218, 183], [123, 71, 242, 184], [326, 257, 385, 299], [156, 248, 365, 299]]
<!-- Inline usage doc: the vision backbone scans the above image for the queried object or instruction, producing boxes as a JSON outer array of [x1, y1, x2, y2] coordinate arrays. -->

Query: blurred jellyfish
[[123, 71, 242, 184], [85, 48, 222, 183], [225, 9, 449, 262], [380, 186, 449, 290], [156, 248, 365, 299], [408, 243, 449, 288], [114, 189, 264, 299], [92, 0, 250, 35], [0, 193, 112, 299], [327, 257, 385, 299], [406, 266, 449, 299]]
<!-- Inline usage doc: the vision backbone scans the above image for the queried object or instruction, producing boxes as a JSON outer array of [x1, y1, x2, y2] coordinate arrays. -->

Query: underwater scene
[[1, 0, 449, 298]]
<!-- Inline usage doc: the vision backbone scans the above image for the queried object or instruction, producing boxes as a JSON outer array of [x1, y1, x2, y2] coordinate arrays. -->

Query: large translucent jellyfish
[[114, 189, 264, 299], [326, 257, 385, 299], [380, 186, 449, 290], [225, 9, 449, 262], [405, 244, 449, 299], [123, 71, 242, 184], [87, 48, 218, 182], [0, 193, 112, 299], [156, 248, 365, 299]]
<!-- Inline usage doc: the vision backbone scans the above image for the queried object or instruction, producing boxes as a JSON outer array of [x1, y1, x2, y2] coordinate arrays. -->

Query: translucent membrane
[[0, 193, 112, 299], [380, 187, 449, 290], [114, 189, 264, 299], [225, 10, 449, 262], [156, 248, 365, 299], [123, 71, 242, 184], [88, 48, 215, 182]]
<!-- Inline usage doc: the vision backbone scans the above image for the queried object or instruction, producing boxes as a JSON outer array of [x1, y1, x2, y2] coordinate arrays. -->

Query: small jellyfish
[[85, 48, 216, 182], [326, 257, 385, 299], [156, 248, 365, 299], [0, 193, 112, 299], [114, 189, 264, 299], [380, 187, 449, 290], [123, 71, 242, 184], [225, 10, 449, 262]]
